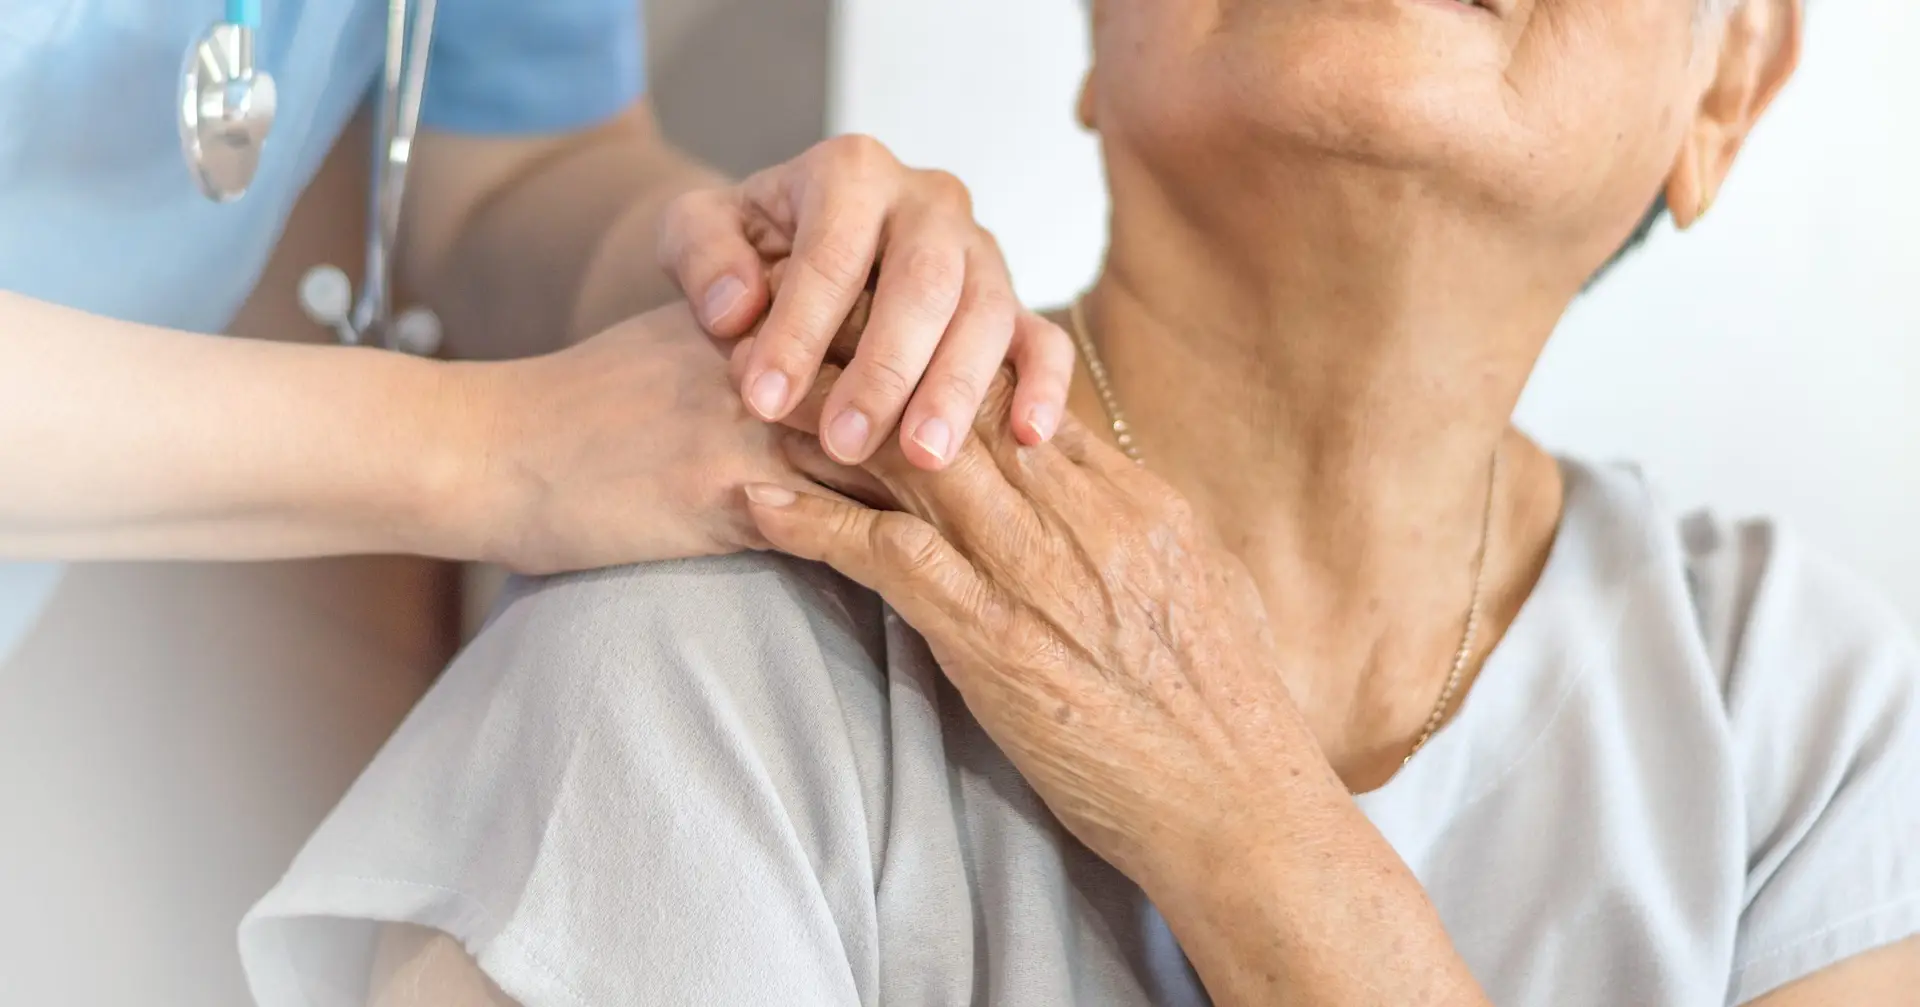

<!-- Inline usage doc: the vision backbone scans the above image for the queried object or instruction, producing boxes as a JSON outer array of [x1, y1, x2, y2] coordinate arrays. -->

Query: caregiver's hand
[[740, 340, 1331, 885], [448, 302, 813, 575], [659, 135, 1074, 472], [0, 293, 824, 574]]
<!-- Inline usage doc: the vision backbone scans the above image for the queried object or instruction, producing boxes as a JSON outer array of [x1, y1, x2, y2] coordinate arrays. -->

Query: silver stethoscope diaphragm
[[178, 21, 276, 203]]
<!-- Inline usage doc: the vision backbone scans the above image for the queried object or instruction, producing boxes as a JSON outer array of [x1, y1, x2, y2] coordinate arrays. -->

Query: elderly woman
[[241, 0, 1918, 1003]]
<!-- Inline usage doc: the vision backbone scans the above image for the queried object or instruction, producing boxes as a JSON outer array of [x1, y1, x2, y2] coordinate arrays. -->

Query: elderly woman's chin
[[1121, 77, 1645, 225], [1104, 0, 1692, 209]]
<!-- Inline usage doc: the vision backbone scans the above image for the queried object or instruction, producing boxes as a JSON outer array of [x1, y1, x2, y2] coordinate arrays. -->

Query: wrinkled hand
[[453, 302, 820, 574], [744, 352, 1329, 884], [658, 135, 1073, 471]]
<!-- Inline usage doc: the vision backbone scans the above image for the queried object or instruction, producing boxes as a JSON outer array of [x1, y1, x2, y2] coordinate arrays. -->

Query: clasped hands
[[454, 135, 1071, 574], [476, 131, 1324, 897], [739, 293, 1330, 898]]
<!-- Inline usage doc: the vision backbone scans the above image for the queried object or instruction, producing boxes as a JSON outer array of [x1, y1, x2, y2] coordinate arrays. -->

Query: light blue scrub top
[[0, 0, 646, 663]]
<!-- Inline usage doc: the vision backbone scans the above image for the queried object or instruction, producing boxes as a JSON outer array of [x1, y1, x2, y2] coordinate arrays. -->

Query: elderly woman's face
[[1091, 0, 1737, 245]]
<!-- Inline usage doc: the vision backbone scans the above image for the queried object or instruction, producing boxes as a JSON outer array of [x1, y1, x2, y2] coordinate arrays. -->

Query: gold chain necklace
[[1066, 296, 1498, 764]]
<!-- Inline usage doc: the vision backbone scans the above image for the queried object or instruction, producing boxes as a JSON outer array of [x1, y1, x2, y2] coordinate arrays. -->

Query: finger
[[764, 257, 874, 366], [816, 214, 971, 465], [934, 363, 1110, 524], [765, 257, 792, 298], [1004, 409, 1108, 521], [741, 149, 900, 422], [780, 430, 896, 510], [1046, 409, 1105, 468], [1049, 405, 1142, 481], [725, 478, 864, 553], [855, 402, 1045, 563], [825, 288, 875, 369], [744, 484, 984, 634], [892, 249, 1020, 471], [729, 335, 757, 392], [780, 362, 842, 437], [1006, 312, 1076, 447], [658, 189, 772, 337]]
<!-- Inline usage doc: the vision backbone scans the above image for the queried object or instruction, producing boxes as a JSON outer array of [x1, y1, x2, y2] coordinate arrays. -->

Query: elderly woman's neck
[[1083, 238, 1554, 545], [1076, 235, 1568, 785]]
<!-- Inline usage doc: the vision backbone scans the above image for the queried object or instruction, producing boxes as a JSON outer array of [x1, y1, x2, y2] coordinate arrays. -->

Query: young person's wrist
[[376, 354, 508, 566]]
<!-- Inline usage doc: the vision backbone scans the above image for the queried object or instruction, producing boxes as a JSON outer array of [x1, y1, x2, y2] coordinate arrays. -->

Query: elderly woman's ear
[[1667, 0, 1804, 228]]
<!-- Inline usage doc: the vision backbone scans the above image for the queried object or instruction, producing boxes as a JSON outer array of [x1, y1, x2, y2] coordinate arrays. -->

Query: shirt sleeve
[[420, 0, 645, 135], [1692, 518, 1920, 1004], [237, 556, 882, 1007]]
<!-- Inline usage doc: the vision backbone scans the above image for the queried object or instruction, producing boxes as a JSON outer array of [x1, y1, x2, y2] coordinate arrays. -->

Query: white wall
[[833, 0, 1107, 307], [832, 0, 1920, 621]]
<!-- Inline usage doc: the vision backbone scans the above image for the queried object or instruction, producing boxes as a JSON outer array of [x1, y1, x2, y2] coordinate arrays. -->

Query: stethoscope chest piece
[[179, 22, 277, 203]]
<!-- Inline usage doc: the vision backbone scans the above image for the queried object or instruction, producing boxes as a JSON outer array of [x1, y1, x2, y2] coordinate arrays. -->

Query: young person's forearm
[[1148, 782, 1491, 1007], [0, 293, 476, 562], [407, 104, 725, 360]]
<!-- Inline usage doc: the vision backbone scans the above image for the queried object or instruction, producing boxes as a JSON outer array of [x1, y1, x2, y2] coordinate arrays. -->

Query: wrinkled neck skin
[[1071, 146, 1574, 790]]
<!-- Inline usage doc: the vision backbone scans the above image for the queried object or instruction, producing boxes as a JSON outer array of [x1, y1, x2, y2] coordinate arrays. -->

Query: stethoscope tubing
[[348, 0, 439, 347], [226, 0, 262, 29]]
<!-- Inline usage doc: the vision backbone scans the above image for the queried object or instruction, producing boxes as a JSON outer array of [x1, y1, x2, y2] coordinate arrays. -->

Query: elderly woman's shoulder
[[1677, 503, 1915, 682], [241, 553, 900, 995], [494, 552, 882, 650], [1542, 458, 1920, 1007], [1562, 456, 1918, 723], [447, 553, 891, 734], [1682, 506, 1913, 646], [1677, 503, 1919, 733], [1638, 476, 1920, 993], [1568, 458, 1914, 650], [1571, 456, 1919, 761]]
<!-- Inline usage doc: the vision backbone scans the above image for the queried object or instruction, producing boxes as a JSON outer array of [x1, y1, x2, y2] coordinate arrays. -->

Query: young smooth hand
[[658, 136, 1074, 472], [447, 303, 814, 574]]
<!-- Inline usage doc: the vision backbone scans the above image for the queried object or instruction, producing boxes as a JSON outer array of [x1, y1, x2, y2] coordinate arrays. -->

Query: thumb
[[744, 484, 979, 633], [659, 188, 771, 337]]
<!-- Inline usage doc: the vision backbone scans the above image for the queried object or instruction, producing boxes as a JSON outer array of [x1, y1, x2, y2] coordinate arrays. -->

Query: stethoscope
[[179, 0, 443, 355]]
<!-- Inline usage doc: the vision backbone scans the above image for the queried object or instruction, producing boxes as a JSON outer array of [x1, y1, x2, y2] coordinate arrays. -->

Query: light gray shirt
[[240, 459, 1920, 1006]]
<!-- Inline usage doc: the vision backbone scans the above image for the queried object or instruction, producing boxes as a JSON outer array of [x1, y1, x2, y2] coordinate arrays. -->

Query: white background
[[832, 0, 1920, 621]]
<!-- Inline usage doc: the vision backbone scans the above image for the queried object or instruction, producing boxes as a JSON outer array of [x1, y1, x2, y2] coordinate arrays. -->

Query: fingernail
[[748, 370, 790, 419], [912, 417, 954, 463], [825, 409, 872, 463], [1025, 403, 1060, 441], [703, 275, 748, 326], [745, 483, 798, 508]]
